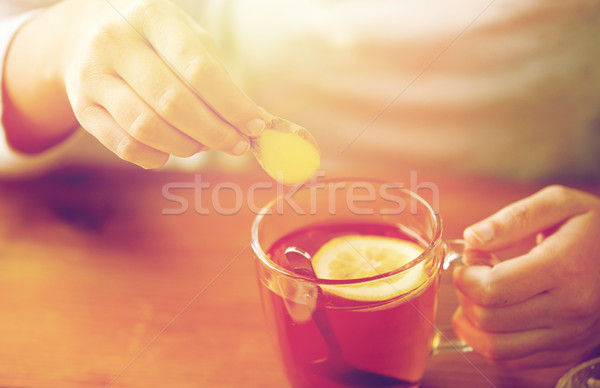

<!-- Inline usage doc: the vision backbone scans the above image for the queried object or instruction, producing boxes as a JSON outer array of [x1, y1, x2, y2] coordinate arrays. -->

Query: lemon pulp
[[311, 235, 426, 301], [255, 129, 320, 185]]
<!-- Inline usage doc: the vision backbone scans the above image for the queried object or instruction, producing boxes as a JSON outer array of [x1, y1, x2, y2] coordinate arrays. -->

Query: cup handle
[[431, 239, 498, 355]]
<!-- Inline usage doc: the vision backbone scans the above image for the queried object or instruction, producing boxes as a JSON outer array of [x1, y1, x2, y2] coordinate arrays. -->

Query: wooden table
[[0, 163, 596, 387]]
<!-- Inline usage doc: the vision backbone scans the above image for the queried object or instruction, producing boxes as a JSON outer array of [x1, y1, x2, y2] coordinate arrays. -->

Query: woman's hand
[[4, 0, 264, 168], [453, 185, 600, 368]]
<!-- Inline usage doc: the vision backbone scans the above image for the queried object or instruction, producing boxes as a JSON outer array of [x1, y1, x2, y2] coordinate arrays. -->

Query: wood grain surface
[[0, 163, 596, 387]]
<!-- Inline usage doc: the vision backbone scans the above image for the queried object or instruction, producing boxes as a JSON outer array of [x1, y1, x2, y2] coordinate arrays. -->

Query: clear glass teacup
[[251, 179, 476, 387]]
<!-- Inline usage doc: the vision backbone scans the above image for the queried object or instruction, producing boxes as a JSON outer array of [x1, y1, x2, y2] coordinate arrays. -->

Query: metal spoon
[[283, 247, 412, 386]]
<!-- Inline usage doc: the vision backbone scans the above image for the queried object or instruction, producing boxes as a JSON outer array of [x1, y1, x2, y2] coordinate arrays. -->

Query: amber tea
[[258, 222, 440, 387]]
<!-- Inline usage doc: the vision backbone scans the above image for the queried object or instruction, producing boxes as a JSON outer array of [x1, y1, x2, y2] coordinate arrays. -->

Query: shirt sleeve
[[0, 6, 76, 176], [0, 1, 243, 176]]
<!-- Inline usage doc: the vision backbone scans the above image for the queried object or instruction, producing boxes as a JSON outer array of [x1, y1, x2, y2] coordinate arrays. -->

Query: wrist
[[2, 2, 80, 154]]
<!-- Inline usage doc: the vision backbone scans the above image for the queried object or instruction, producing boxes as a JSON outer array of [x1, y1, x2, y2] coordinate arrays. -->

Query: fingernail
[[233, 140, 250, 155], [246, 118, 265, 136], [465, 223, 494, 245]]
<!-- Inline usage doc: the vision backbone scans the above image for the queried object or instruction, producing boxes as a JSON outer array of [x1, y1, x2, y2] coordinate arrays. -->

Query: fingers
[[453, 308, 599, 368], [456, 186, 597, 306], [464, 185, 588, 250], [452, 244, 559, 307], [76, 103, 169, 169], [93, 73, 204, 157], [65, 0, 265, 168], [112, 39, 251, 155], [452, 307, 554, 362], [456, 291, 553, 332], [133, 1, 265, 137], [455, 195, 600, 368]]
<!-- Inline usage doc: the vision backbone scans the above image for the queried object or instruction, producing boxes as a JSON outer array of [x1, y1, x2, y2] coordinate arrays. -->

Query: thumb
[[464, 185, 586, 251]]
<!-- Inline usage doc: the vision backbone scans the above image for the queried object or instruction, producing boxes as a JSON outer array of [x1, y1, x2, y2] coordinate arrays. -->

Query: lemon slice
[[311, 235, 426, 301]]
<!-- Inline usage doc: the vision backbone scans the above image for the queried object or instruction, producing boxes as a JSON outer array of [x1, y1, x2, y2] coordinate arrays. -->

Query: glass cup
[[251, 179, 482, 387], [556, 357, 600, 388]]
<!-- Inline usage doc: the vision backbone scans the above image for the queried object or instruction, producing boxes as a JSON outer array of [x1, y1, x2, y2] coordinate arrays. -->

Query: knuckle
[[127, 0, 162, 23], [541, 185, 589, 213], [501, 203, 531, 232], [71, 28, 120, 84], [74, 60, 99, 86], [155, 87, 185, 118], [115, 136, 139, 162], [541, 184, 572, 201], [477, 277, 504, 307], [87, 21, 122, 55], [128, 111, 156, 142], [140, 0, 165, 18], [121, 0, 175, 39], [70, 51, 109, 91], [184, 55, 217, 87], [469, 306, 495, 331], [478, 337, 507, 361], [139, 2, 163, 31], [76, 103, 104, 126]]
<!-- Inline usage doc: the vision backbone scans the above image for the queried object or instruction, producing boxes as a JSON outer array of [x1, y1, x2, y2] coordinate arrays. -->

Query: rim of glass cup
[[250, 178, 443, 286], [556, 356, 600, 387]]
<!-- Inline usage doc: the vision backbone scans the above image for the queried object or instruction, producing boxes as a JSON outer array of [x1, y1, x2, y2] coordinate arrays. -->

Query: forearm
[[2, 1, 79, 154]]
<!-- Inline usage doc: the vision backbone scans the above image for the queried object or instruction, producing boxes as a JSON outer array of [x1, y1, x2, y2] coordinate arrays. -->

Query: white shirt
[[1, 0, 599, 179]]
